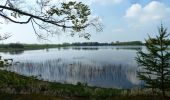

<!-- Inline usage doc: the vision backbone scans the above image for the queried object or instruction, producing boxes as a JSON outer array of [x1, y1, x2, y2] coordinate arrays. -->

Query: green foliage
[[0, 61, 4, 67], [8, 43, 24, 48], [112, 41, 143, 45], [146, 38, 170, 45], [0, 43, 64, 51], [136, 24, 170, 97], [46, 1, 91, 39]]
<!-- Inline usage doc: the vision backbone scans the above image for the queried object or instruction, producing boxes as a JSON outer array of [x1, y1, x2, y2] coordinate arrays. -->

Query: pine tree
[[136, 24, 170, 97]]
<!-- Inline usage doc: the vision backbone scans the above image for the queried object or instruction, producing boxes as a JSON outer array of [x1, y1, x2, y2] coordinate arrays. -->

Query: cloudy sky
[[1, 0, 170, 44]]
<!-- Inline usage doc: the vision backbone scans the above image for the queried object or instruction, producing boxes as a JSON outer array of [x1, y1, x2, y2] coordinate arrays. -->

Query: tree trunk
[[162, 87, 165, 97], [161, 79, 165, 97]]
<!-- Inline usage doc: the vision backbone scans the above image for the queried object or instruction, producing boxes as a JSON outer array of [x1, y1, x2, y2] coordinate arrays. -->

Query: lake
[[0, 46, 144, 89]]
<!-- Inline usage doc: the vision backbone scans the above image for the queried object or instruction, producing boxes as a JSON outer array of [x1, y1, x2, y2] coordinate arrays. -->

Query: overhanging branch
[[0, 5, 88, 29], [0, 13, 32, 24]]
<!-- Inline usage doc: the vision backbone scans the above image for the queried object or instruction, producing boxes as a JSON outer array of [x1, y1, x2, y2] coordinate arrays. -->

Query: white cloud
[[124, 4, 141, 18], [124, 1, 170, 23]]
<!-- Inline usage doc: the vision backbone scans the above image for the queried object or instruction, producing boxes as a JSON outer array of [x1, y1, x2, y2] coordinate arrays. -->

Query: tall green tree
[[136, 24, 170, 97]]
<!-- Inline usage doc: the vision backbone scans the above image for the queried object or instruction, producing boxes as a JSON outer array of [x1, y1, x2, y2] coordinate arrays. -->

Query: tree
[[0, 0, 102, 40], [136, 24, 170, 97]]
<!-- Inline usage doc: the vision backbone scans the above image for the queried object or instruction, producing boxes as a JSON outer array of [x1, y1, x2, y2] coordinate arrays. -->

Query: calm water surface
[[0, 46, 144, 89]]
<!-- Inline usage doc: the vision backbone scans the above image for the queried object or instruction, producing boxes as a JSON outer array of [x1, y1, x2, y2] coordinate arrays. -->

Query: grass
[[0, 94, 65, 100], [0, 69, 122, 100], [0, 70, 169, 100], [0, 94, 169, 100]]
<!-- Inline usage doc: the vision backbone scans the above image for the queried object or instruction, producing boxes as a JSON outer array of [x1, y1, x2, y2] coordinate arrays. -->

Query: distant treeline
[[72, 42, 111, 46], [72, 41, 144, 46], [2, 39, 170, 50], [70, 40, 170, 46], [0, 41, 145, 49], [0, 43, 62, 50], [0, 43, 24, 48], [111, 41, 143, 46]]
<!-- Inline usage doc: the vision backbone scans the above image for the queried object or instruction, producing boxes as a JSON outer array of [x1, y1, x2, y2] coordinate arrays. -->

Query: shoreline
[[0, 69, 169, 100], [0, 45, 144, 52]]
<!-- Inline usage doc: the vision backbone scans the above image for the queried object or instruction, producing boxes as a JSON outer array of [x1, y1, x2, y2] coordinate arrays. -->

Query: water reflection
[[1, 50, 24, 55], [0, 46, 144, 89], [115, 46, 142, 50], [71, 46, 142, 51], [72, 47, 99, 50], [5, 59, 141, 89]]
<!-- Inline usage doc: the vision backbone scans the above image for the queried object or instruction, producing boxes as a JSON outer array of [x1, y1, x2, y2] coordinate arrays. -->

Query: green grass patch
[[0, 70, 169, 100], [0, 70, 122, 99]]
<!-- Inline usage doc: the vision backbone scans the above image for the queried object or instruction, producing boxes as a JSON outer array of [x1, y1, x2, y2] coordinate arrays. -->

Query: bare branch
[[0, 33, 12, 41], [0, 13, 32, 24], [0, 5, 87, 28], [30, 19, 50, 41]]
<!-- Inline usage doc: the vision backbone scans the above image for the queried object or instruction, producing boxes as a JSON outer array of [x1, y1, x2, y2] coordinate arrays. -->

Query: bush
[[8, 43, 24, 48]]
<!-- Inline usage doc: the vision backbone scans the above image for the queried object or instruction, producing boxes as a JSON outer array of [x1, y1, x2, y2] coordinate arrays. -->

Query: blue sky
[[0, 0, 170, 44]]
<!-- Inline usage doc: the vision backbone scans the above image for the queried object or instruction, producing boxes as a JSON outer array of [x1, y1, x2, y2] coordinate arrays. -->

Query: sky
[[0, 0, 170, 44]]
